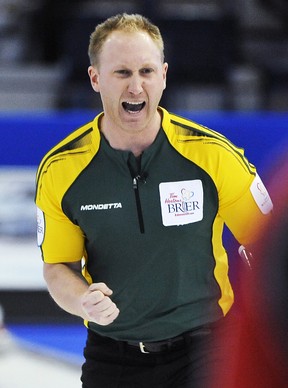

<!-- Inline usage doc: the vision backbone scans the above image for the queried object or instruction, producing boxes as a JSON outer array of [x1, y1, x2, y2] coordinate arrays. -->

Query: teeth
[[122, 101, 145, 112]]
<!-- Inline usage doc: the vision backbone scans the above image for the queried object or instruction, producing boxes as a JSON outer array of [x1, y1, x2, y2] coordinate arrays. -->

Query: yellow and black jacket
[[35, 107, 272, 341]]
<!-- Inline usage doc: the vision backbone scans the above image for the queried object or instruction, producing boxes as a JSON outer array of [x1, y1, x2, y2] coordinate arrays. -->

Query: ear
[[162, 62, 168, 90], [88, 66, 100, 92]]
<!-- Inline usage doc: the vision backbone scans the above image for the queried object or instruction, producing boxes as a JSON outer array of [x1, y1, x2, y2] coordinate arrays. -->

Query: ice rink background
[[0, 326, 84, 388], [0, 229, 86, 387], [0, 167, 86, 387]]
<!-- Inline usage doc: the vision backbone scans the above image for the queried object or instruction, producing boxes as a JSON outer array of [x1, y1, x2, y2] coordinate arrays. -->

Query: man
[[35, 13, 273, 387]]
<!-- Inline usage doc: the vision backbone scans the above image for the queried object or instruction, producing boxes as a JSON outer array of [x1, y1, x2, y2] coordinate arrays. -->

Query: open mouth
[[122, 101, 146, 113]]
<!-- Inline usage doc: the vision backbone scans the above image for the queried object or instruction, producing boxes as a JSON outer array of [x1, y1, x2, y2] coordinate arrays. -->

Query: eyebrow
[[114, 62, 157, 71]]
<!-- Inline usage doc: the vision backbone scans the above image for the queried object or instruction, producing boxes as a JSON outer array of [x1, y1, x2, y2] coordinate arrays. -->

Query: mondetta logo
[[80, 203, 122, 211]]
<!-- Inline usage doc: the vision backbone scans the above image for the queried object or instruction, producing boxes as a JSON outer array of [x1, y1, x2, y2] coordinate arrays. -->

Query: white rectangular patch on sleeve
[[37, 207, 45, 246], [159, 180, 204, 226], [250, 173, 273, 215]]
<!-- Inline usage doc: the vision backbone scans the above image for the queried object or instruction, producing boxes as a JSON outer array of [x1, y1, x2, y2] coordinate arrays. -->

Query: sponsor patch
[[36, 207, 45, 246], [159, 180, 204, 226], [250, 174, 273, 215]]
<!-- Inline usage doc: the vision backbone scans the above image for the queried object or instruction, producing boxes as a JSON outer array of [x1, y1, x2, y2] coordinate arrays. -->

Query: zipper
[[127, 153, 146, 234], [132, 175, 145, 234]]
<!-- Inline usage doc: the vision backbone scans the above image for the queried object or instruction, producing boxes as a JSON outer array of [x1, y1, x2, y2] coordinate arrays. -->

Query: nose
[[128, 74, 143, 95]]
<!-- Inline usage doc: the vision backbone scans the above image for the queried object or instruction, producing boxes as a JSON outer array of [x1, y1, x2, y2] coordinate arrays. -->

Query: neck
[[100, 111, 162, 157]]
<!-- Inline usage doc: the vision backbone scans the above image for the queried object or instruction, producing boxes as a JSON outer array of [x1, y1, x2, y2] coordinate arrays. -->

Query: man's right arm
[[43, 262, 120, 326]]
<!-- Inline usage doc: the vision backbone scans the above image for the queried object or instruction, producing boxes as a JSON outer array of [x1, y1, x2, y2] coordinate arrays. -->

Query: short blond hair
[[88, 13, 165, 66]]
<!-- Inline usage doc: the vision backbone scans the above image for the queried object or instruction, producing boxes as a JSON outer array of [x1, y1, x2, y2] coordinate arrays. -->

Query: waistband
[[126, 325, 213, 353], [88, 313, 237, 355]]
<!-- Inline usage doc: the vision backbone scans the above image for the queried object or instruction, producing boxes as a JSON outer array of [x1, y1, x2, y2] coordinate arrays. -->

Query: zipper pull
[[133, 177, 138, 189]]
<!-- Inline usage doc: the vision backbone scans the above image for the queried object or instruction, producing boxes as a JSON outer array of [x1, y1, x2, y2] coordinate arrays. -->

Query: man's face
[[88, 30, 168, 134]]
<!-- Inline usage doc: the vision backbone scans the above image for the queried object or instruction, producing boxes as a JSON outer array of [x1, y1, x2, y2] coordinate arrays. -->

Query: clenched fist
[[81, 282, 120, 325]]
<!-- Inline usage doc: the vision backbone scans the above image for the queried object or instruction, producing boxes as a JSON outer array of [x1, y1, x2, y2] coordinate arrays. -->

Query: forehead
[[100, 30, 162, 65]]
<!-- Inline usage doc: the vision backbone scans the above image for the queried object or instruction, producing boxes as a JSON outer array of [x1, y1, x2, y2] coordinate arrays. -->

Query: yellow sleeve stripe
[[160, 107, 256, 176], [36, 122, 94, 184]]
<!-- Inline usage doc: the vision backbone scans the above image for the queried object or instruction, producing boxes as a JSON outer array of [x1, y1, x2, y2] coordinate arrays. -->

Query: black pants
[[81, 312, 240, 388]]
